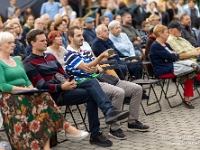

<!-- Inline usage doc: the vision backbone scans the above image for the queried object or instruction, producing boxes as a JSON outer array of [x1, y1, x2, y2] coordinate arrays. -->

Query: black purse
[[53, 73, 67, 84], [96, 72, 119, 85], [52, 73, 67, 104]]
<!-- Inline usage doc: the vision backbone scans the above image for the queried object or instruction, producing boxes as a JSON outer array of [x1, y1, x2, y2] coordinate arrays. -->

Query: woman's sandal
[[182, 100, 195, 109]]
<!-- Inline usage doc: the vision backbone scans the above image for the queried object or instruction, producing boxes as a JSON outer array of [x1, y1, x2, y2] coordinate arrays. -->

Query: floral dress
[[0, 92, 69, 150]]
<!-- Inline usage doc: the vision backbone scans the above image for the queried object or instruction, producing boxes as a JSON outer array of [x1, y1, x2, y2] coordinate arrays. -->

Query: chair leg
[[160, 79, 182, 108], [140, 83, 162, 115]]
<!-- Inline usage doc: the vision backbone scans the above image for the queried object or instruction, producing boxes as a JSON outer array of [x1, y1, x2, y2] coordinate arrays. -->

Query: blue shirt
[[109, 33, 135, 57], [40, 1, 60, 20], [104, 10, 113, 21], [64, 45, 95, 81]]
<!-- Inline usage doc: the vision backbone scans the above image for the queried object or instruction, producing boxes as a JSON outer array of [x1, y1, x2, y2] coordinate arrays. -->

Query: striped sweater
[[23, 53, 70, 93]]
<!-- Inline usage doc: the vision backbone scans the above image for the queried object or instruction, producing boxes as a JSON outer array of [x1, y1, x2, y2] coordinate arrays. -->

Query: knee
[[116, 88, 125, 98], [133, 84, 143, 95]]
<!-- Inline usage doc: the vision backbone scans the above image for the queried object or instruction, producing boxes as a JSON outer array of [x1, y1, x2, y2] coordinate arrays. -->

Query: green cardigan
[[0, 57, 32, 93]]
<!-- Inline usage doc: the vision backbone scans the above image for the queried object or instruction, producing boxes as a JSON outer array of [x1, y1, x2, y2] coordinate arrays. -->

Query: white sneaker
[[65, 130, 89, 140]]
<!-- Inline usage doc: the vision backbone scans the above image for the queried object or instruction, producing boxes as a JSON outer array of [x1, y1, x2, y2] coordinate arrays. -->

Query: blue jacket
[[83, 28, 96, 45], [91, 37, 124, 64], [150, 41, 179, 77]]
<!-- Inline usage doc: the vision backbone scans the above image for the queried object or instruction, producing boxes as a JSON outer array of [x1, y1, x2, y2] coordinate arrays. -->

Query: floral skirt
[[0, 92, 69, 150]]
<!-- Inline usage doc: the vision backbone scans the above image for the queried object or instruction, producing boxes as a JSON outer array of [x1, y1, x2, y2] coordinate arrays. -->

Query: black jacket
[[132, 5, 147, 28], [160, 12, 170, 26], [118, 6, 130, 16], [181, 25, 198, 47]]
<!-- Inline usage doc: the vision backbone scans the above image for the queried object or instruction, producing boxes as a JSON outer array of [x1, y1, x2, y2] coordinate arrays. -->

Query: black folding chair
[[99, 59, 162, 115], [148, 55, 183, 108]]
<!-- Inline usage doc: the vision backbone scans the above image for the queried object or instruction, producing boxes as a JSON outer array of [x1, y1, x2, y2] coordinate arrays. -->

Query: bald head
[[34, 18, 44, 30], [41, 14, 51, 27]]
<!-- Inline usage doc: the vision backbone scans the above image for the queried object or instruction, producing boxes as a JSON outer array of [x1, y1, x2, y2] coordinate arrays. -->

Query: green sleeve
[[0, 64, 13, 93], [14, 57, 32, 87]]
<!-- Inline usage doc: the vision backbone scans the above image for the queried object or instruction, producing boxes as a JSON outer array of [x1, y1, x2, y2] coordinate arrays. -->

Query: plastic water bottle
[[0, 141, 12, 150]]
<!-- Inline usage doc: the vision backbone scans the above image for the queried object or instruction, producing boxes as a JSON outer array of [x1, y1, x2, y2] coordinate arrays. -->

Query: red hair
[[48, 31, 62, 45]]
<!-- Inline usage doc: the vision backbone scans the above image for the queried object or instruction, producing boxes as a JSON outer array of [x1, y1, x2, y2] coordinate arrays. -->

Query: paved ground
[[1, 81, 200, 150]]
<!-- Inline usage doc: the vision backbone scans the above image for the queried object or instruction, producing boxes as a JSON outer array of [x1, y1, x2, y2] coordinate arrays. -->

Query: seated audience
[[34, 18, 45, 30], [157, 3, 170, 26], [3, 26, 28, 60], [184, 0, 199, 27], [108, 20, 140, 56], [54, 17, 68, 48], [7, 19, 22, 40], [41, 14, 51, 30], [7, 0, 16, 19], [83, 17, 96, 45], [13, 7, 24, 25], [145, 27, 156, 61], [46, 31, 66, 68], [121, 12, 142, 56], [21, 14, 34, 46], [167, 21, 200, 80], [0, 32, 89, 150], [46, 20, 55, 35], [100, 16, 110, 27], [146, 14, 160, 29], [23, 6, 34, 24], [92, 24, 142, 79], [150, 24, 195, 109], [113, 14, 122, 23], [70, 18, 84, 29], [65, 26, 149, 140], [103, 4, 115, 22], [23, 29, 129, 147], [118, 2, 130, 16], [180, 14, 198, 47], [137, 21, 150, 49]]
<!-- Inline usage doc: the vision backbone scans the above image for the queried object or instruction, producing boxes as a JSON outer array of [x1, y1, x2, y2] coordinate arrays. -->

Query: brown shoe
[[182, 100, 195, 109]]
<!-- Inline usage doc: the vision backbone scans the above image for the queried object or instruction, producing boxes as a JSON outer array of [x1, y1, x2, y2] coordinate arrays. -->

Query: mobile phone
[[108, 49, 114, 56], [69, 76, 74, 81]]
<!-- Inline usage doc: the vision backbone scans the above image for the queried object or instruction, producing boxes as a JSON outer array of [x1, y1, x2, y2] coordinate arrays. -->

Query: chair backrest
[[99, 60, 125, 80], [148, 54, 156, 77], [124, 56, 143, 80], [124, 56, 143, 67]]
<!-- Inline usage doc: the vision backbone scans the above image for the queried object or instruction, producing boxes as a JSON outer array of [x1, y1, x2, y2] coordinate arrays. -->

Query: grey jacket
[[121, 24, 141, 42]]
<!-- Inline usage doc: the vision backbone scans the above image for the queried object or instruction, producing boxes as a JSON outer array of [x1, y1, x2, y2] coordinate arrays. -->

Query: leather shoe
[[65, 130, 89, 140]]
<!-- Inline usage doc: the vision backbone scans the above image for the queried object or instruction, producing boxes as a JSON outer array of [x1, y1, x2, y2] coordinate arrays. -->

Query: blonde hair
[[153, 24, 168, 38], [7, 19, 22, 35], [146, 14, 160, 24], [70, 18, 83, 28]]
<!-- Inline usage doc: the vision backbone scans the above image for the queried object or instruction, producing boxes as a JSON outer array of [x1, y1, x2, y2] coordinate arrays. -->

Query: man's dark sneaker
[[108, 128, 127, 140], [105, 107, 129, 124], [90, 132, 113, 147], [127, 120, 149, 132]]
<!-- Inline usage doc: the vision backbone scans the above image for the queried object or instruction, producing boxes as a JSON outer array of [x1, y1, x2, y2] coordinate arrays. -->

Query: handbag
[[52, 73, 66, 104], [53, 73, 67, 84], [97, 72, 119, 85]]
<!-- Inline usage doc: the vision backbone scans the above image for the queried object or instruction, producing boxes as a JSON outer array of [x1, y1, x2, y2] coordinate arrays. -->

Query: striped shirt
[[23, 53, 70, 93], [64, 45, 95, 81]]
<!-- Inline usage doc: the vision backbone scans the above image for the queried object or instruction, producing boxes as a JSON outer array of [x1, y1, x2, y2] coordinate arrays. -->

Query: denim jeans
[[51, 79, 112, 135]]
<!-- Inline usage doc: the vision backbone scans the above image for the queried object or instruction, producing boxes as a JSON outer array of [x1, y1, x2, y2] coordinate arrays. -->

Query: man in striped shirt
[[23, 29, 130, 147], [64, 26, 149, 140]]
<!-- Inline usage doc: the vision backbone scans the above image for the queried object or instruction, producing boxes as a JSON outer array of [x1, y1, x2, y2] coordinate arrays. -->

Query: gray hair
[[0, 32, 14, 45], [108, 20, 120, 30], [95, 24, 106, 34]]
